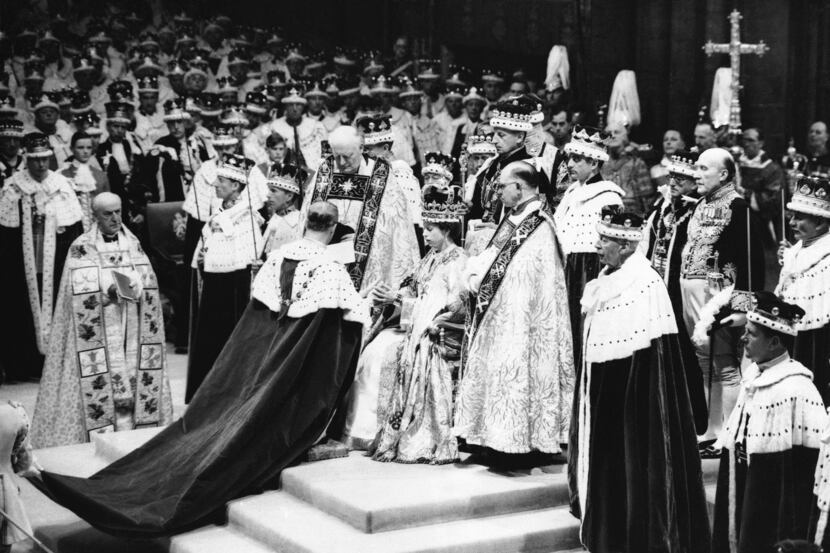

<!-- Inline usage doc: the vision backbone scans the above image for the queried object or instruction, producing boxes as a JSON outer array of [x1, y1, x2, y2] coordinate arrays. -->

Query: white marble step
[[92, 427, 165, 463], [171, 525, 276, 553], [279, 452, 569, 533], [228, 491, 582, 553]]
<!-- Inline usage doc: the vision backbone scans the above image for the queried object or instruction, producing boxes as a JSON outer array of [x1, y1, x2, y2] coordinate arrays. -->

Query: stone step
[[280, 452, 568, 533], [228, 491, 582, 553], [170, 525, 277, 553], [278, 452, 720, 534], [92, 427, 165, 463]]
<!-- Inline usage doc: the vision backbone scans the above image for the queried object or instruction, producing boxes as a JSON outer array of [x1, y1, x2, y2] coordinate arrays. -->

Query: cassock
[[776, 232, 830, 404], [301, 155, 420, 293], [186, 196, 264, 402], [30, 226, 175, 448], [35, 237, 368, 537], [569, 250, 711, 553], [712, 354, 826, 553], [455, 199, 574, 454], [0, 169, 83, 381], [739, 151, 785, 243]]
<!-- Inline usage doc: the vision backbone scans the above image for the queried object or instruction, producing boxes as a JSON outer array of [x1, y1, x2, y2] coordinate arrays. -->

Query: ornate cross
[[703, 10, 769, 134]]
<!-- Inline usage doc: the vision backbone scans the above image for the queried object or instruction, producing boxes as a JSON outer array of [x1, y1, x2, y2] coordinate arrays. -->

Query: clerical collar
[[756, 351, 789, 372], [510, 195, 540, 216], [101, 232, 119, 243]]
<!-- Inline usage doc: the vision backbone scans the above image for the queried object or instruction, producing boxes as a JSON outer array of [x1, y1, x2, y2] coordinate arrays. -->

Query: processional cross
[[702, 10, 769, 134]]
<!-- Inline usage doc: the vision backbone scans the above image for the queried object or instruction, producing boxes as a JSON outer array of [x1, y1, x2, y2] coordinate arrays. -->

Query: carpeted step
[[170, 525, 277, 553], [228, 491, 582, 553]]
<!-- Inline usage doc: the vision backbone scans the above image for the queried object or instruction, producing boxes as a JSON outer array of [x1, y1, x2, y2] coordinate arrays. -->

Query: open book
[[111, 270, 141, 302]]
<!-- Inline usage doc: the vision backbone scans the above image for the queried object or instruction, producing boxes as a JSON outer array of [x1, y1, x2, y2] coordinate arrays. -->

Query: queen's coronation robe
[[301, 155, 420, 294], [30, 226, 174, 447], [454, 199, 574, 454]]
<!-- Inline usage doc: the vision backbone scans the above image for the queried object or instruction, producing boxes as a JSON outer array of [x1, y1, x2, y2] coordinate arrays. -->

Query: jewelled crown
[[0, 96, 17, 115], [244, 91, 269, 114], [463, 86, 486, 104], [356, 114, 394, 146], [104, 101, 133, 124], [398, 77, 421, 98], [368, 75, 395, 95], [212, 124, 239, 146], [70, 89, 92, 114], [563, 125, 610, 163], [267, 164, 302, 195], [481, 68, 505, 83], [216, 153, 255, 183], [596, 205, 644, 241], [197, 92, 222, 117], [667, 150, 700, 178], [220, 105, 249, 126], [787, 175, 830, 219], [489, 98, 534, 132], [422, 200, 466, 224], [746, 291, 805, 336], [23, 132, 53, 157], [29, 92, 60, 112], [0, 119, 24, 139], [466, 133, 497, 156], [304, 81, 328, 98], [216, 76, 238, 93], [422, 151, 455, 181], [134, 56, 163, 79], [107, 80, 133, 102], [281, 86, 307, 105], [136, 75, 160, 93], [162, 97, 191, 121]]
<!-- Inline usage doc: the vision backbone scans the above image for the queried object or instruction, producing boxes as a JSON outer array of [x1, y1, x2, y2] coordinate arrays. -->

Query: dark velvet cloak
[[35, 301, 362, 537], [713, 447, 819, 553], [184, 267, 251, 402], [568, 335, 711, 553], [0, 220, 82, 381], [793, 326, 830, 406]]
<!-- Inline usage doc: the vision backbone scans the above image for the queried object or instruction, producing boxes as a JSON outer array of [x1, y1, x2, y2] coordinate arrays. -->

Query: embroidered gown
[[569, 251, 710, 553], [0, 401, 37, 546], [455, 200, 574, 455], [30, 226, 174, 448], [0, 170, 83, 381], [712, 355, 826, 553], [361, 245, 467, 464]]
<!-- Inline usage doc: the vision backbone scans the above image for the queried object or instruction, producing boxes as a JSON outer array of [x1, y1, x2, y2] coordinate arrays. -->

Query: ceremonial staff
[[242, 159, 261, 290]]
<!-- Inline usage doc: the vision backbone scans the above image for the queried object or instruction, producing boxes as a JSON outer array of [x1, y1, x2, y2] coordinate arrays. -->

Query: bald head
[[498, 160, 542, 208], [329, 125, 363, 173], [92, 192, 123, 236], [695, 148, 736, 197]]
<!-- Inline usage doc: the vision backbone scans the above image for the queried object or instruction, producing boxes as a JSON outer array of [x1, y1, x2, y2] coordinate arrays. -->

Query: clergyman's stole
[[311, 156, 390, 290], [464, 206, 548, 348], [67, 232, 165, 438]]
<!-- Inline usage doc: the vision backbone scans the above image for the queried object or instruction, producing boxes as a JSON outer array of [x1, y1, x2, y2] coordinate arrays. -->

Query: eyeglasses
[[494, 180, 521, 191]]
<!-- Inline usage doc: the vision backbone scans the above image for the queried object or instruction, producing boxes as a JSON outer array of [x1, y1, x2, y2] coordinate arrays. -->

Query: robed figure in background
[[0, 132, 83, 382], [31, 193, 174, 448], [185, 154, 264, 402], [775, 176, 830, 404], [569, 206, 710, 553], [300, 125, 419, 294], [455, 161, 573, 465], [712, 292, 826, 553], [36, 202, 368, 537]]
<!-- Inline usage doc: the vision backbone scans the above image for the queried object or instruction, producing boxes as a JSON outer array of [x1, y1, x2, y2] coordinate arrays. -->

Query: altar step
[[30, 429, 720, 553]]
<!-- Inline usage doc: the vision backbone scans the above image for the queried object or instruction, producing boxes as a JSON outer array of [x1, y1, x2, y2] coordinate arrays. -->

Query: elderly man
[[456, 160, 573, 468], [569, 205, 710, 553], [300, 125, 419, 294], [0, 132, 83, 382], [30, 192, 174, 447], [680, 148, 764, 454]]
